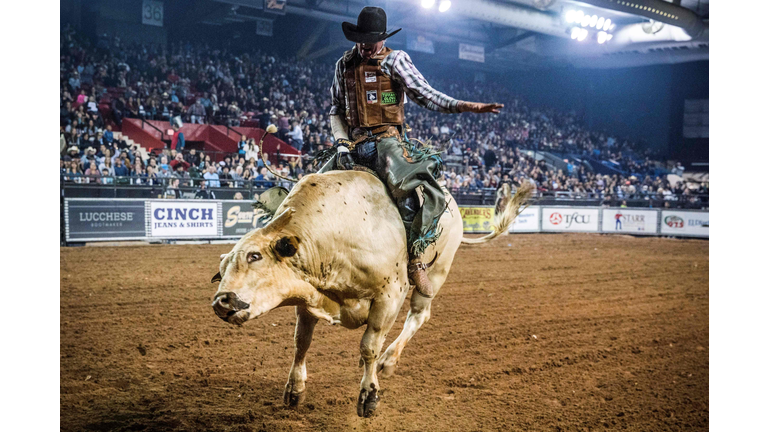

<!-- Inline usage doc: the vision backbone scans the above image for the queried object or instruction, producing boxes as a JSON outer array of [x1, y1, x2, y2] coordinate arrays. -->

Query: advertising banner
[[660, 210, 709, 237], [602, 208, 659, 234], [65, 199, 147, 241], [509, 206, 540, 232], [460, 207, 494, 233], [542, 208, 599, 232], [149, 201, 218, 238], [459, 43, 485, 63], [407, 34, 435, 54], [222, 202, 268, 237]]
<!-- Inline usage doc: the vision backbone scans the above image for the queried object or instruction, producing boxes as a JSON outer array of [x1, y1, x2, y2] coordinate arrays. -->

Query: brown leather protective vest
[[343, 47, 405, 129]]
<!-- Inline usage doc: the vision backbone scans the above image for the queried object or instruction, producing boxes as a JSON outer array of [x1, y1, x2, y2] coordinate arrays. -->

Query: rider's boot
[[398, 193, 435, 298], [408, 255, 435, 298]]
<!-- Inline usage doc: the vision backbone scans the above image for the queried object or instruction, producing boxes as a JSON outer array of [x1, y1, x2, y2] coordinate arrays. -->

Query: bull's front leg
[[284, 306, 318, 406], [357, 296, 400, 417]]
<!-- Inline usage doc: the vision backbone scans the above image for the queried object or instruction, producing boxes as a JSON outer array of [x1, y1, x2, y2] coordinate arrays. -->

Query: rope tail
[[258, 129, 299, 183]]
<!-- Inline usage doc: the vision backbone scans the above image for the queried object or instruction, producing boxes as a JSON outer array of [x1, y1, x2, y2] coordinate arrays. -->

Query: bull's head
[[211, 208, 305, 325]]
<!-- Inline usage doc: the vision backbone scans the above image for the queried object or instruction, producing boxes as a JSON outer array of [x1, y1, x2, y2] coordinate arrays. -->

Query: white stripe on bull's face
[[211, 208, 307, 326]]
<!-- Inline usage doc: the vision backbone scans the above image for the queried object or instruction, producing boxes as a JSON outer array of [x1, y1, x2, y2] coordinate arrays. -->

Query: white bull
[[211, 170, 532, 417]]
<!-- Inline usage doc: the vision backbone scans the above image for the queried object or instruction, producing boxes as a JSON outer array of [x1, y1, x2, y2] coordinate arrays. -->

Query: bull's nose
[[212, 292, 250, 319]]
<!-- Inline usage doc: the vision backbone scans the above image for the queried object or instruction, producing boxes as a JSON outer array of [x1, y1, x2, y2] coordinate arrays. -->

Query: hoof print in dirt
[[357, 388, 379, 418]]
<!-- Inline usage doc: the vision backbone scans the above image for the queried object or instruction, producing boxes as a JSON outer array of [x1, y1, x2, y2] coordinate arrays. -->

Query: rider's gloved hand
[[336, 139, 355, 170]]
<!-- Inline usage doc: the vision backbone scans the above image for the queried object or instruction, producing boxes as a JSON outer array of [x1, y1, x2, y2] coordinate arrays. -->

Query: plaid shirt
[[329, 48, 461, 119]]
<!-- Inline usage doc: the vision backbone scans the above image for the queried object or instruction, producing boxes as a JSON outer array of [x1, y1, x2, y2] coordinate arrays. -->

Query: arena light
[[577, 28, 588, 42], [421, 0, 435, 9], [597, 17, 605, 29], [574, 10, 584, 24], [597, 31, 608, 44], [603, 18, 612, 31], [571, 27, 580, 39], [565, 10, 576, 23], [438, 0, 451, 12], [589, 15, 598, 27], [580, 15, 591, 27]]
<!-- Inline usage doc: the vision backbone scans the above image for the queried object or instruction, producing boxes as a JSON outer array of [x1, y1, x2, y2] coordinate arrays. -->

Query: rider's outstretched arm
[[382, 50, 503, 114]]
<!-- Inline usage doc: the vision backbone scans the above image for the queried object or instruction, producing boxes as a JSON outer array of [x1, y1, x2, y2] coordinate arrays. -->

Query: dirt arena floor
[[61, 234, 708, 431]]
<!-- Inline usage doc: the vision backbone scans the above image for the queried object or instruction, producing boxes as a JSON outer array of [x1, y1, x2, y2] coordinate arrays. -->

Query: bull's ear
[[211, 272, 222, 283], [262, 207, 295, 235], [274, 236, 300, 258]]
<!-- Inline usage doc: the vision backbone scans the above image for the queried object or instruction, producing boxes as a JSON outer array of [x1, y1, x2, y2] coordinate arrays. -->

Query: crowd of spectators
[[60, 25, 707, 206]]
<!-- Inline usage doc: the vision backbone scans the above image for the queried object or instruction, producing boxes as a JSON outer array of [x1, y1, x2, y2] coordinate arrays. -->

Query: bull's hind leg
[[283, 306, 318, 406], [377, 269, 449, 378], [357, 292, 401, 418]]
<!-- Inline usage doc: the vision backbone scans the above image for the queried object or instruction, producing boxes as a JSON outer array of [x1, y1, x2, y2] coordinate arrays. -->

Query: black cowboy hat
[[342, 7, 401, 44]]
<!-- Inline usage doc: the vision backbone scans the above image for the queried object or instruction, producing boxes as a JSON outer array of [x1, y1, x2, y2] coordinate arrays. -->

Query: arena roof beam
[[488, 30, 534, 53], [576, 0, 707, 39], [388, 0, 571, 39]]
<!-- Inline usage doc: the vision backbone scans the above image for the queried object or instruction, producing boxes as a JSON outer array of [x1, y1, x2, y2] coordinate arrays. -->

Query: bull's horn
[[262, 207, 295, 235]]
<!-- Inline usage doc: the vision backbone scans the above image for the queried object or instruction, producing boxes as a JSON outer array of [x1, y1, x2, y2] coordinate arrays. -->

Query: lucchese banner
[[65, 199, 146, 241], [222, 202, 269, 237], [460, 207, 495, 233]]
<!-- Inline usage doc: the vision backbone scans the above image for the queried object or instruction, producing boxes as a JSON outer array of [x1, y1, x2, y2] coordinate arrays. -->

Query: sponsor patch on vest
[[365, 72, 377, 83], [366, 90, 377, 104], [381, 92, 397, 105]]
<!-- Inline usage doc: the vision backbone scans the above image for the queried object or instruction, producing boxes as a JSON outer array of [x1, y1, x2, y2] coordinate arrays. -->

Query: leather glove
[[336, 142, 355, 170], [458, 101, 504, 114]]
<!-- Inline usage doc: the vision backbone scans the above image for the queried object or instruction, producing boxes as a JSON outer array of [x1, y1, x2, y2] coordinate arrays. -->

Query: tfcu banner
[[509, 206, 540, 232], [542, 208, 599, 232], [222, 201, 269, 237], [149, 201, 218, 238], [602, 209, 658, 234], [660, 210, 709, 237], [460, 207, 494, 233]]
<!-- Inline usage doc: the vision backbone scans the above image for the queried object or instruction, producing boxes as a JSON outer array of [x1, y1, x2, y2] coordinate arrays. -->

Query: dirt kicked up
[[60, 233, 708, 431]]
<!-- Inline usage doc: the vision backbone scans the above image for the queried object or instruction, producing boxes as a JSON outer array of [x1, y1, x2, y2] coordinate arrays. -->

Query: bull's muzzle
[[212, 292, 251, 324]]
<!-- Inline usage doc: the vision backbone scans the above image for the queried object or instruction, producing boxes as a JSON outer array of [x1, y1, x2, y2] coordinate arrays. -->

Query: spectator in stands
[[165, 178, 182, 199], [113, 157, 129, 178], [287, 120, 303, 151], [82, 161, 100, 183], [101, 169, 113, 185], [233, 192, 244, 200], [184, 148, 201, 167], [194, 181, 216, 199], [238, 135, 248, 157], [220, 166, 232, 187], [63, 160, 82, 183], [188, 99, 207, 124], [203, 165, 221, 188], [169, 122, 184, 151], [99, 155, 114, 176]]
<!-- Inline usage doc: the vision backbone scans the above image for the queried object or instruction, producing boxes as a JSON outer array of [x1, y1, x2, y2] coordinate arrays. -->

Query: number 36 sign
[[142, 0, 164, 27]]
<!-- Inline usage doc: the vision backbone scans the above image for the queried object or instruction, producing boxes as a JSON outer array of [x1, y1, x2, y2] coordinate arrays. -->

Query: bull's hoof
[[356, 388, 379, 418], [376, 355, 397, 378], [377, 362, 397, 378], [283, 383, 306, 407]]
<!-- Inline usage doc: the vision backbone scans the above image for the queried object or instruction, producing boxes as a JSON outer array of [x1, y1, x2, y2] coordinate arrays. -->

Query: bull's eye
[[247, 252, 262, 263]]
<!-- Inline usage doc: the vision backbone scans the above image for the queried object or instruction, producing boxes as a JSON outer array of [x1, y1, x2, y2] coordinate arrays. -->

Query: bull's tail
[[461, 182, 535, 245]]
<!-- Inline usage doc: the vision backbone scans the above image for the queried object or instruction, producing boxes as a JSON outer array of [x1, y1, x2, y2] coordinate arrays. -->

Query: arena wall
[[64, 198, 709, 243]]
